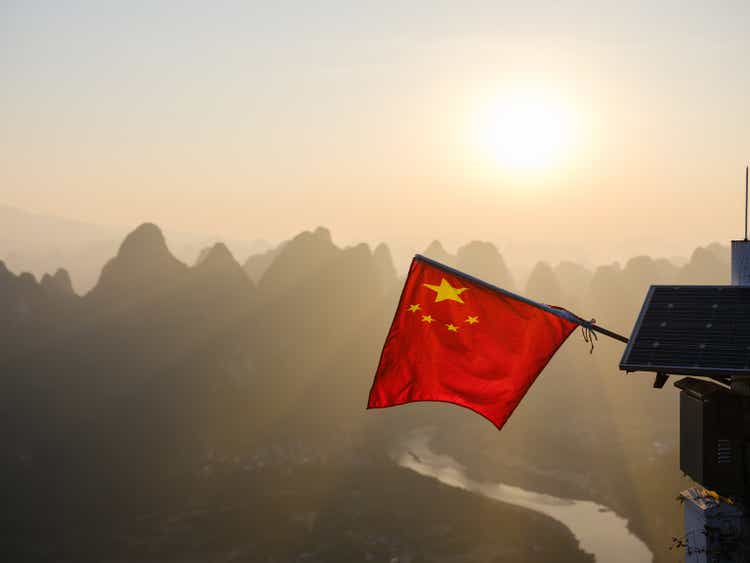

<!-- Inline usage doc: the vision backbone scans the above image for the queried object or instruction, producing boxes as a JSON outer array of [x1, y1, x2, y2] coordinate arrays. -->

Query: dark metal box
[[675, 378, 744, 496]]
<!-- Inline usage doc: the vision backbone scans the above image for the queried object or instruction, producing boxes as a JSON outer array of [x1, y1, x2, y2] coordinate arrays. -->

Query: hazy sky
[[2, 1, 750, 265]]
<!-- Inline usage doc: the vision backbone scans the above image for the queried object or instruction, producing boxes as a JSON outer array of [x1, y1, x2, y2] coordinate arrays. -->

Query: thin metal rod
[[745, 165, 748, 241], [414, 254, 630, 344]]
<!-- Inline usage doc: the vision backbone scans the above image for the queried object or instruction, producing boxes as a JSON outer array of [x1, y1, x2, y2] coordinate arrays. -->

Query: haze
[[3, 1, 750, 270], [6, 4, 750, 561]]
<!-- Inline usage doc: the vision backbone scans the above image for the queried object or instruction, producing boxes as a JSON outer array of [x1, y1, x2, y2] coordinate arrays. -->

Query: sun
[[470, 89, 578, 175]]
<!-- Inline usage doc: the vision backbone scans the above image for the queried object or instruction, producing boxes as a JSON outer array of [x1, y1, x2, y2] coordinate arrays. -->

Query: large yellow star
[[424, 278, 467, 304]]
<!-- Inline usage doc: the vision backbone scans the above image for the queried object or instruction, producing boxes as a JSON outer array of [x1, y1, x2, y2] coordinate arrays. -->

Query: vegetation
[[1, 223, 726, 561]]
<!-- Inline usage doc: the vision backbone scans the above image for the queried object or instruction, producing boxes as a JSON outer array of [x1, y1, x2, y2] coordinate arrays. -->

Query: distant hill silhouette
[[0, 261, 79, 362], [258, 227, 340, 294], [0, 224, 734, 563], [554, 260, 592, 311], [87, 222, 189, 305], [40, 268, 75, 296], [243, 242, 287, 283], [373, 242, 399, 291], [525, 261, 563, 305], [422, 240, 516, 292], [422, 240, 454, 265], [194, 242, 255, 294], [0, 205, 271, 293], [456, 241, 516, 292], [0, 224, 590, 562]]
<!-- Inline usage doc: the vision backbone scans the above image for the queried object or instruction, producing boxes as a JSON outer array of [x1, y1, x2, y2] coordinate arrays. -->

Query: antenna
[[746, 165, 748, 241]]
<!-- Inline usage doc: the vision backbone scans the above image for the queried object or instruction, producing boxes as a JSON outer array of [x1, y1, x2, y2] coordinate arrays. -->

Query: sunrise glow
[[471, 89, 579, 176]]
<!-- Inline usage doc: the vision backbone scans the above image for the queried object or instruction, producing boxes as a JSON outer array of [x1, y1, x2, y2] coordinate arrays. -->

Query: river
[[396, 431, 653, 563]]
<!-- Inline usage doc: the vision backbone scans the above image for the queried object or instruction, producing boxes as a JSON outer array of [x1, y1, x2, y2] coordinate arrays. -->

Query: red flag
[[368, 255, 578, 429]]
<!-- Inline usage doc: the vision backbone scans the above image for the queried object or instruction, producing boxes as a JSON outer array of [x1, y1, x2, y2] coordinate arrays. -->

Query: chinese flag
[[367, 255, 578, 429]]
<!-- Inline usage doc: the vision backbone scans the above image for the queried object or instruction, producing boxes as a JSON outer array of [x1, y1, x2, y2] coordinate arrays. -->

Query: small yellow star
[[446, 323, 459, 332], [424, 278, 467, 304], [421, 315, 434, 323], [408, 304, 421, 312], [465, 316, 479, 325]]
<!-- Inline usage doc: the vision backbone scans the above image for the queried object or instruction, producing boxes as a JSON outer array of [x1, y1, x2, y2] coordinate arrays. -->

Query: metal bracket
[[653, 372, 669, 389]]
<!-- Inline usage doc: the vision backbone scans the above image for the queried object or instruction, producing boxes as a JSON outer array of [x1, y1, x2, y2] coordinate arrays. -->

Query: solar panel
[[620, 286, 750, 377]]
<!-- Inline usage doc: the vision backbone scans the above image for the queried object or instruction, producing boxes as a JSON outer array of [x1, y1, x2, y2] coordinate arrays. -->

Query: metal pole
[[745, 165, 748, 241]]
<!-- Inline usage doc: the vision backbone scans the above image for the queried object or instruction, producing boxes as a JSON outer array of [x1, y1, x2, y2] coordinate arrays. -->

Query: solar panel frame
[[620, 285, 750, 377]]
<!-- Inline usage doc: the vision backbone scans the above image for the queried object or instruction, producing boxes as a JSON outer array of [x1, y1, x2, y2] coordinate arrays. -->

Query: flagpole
[[414, 254, 630, 344]]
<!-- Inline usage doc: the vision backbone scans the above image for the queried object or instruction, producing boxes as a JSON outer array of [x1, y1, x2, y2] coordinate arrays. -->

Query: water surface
[[396, 431, 653, 563]]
